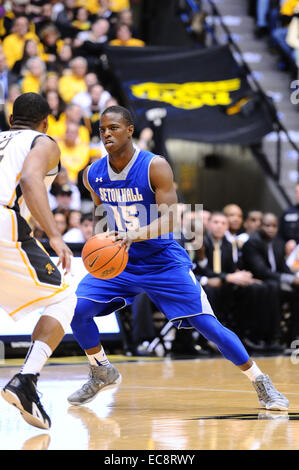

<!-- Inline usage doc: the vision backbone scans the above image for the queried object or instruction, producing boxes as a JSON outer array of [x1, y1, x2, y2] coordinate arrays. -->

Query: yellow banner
[[130, 79, 241, 110]]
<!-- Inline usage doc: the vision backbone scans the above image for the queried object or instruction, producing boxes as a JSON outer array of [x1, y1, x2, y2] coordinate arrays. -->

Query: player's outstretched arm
[[20, 136, 73, 272]]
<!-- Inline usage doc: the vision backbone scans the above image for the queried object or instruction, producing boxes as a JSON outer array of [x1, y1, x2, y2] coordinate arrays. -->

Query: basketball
[[81, 235, 128, 279]]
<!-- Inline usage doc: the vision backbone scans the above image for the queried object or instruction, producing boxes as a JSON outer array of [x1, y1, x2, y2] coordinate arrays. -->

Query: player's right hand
[[49, 236, 73, 274]]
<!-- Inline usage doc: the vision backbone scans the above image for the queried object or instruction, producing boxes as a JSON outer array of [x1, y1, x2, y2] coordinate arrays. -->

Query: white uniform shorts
[[0, 206, 74, 322]]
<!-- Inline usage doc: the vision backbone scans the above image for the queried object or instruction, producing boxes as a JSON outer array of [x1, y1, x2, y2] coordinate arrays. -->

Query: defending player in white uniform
[[0, 93, 76, 430]]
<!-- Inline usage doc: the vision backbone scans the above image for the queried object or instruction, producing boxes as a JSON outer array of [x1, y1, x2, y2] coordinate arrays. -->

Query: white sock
[[20, 340, 52, 375], [86, 346, 110, 367], [242, 361, 263, 382]]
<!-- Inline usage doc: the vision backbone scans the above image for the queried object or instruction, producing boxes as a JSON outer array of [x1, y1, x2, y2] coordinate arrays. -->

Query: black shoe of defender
[[1, 373, 51, 429]]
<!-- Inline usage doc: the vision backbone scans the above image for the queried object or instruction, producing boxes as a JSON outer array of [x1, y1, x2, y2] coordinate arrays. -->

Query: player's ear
[[9, 114, 13, 126], [128, 124, 134, 137], [42, 116, 49, 133]]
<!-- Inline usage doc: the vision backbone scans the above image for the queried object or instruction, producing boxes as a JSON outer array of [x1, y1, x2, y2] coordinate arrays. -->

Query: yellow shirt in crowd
[[281, 0, 299, 15], [58, 140, 90, 184], [58, 74, 87, 103], [2, 31, 41, 69], [109, 38, 145, 47], [21, 74, 42, 94], [109, 0, 130, 11], [47, 113, 90, 144], [75, 0, 100, 14]]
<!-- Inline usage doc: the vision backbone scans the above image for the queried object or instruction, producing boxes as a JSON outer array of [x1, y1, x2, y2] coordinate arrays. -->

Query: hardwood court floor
[[1, 355, 299, 451]]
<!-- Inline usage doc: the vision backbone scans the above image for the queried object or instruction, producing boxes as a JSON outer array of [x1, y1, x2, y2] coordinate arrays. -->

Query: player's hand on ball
[[107, 231, 136, 251]]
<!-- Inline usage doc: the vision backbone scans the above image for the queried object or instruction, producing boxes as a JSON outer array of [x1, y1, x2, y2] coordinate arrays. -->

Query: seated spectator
[[11, 39, 40, 77], [194, 211, 279, 349], [58, 56, 88, 104], [21, 56, 47, 94], [109, 23, 145, 47], [45, 89, 66, 137], [41, 71, 59, 94], [2, 16, 41, 69], [73, 17, 111, 69], [53, 185, 77, 219], [54, 42, 73, 76], [238, 210, 263, 247], [72, 74, 112, 116], [48, 102, 90, 144], [97, 0, 118, 21], [72, 7, 91, 33], [39, 23, 64, 71], [57, 122, 90, 184], [116, 9, 141, 38], [75, 17, 110, 45], [68, 209, 82, 230], [53, 210, 68, 236], [48, 167, 82, 212], [223, 203, 244, 265], [63, 212, 93, 243], [271, 0, 298, 67], [55, 0, 77, 38], [33, 2, 55, 36], [242, 212, 299, 344]]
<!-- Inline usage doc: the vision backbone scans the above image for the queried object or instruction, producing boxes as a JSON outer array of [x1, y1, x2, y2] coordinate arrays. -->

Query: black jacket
[[242, 230, 292, 282], [194, 234, 236, 281]]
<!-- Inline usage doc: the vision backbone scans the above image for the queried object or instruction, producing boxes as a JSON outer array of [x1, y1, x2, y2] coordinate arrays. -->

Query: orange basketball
[[81, 235, 128, 279]]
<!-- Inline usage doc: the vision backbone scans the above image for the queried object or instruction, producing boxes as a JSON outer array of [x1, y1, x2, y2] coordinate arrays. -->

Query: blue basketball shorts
[[76, 262, 215, 328]]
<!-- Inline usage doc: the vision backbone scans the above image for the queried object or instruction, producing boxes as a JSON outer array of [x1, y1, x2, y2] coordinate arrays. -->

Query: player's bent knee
[[42, 291, 77, 333]]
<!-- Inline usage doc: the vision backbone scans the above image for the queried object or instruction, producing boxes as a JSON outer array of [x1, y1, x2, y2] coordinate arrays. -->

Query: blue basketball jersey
[[87, 148, 191, 270]]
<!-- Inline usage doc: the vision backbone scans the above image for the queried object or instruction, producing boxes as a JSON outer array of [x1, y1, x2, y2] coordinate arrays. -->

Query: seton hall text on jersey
[[99, 187, 144, 203]]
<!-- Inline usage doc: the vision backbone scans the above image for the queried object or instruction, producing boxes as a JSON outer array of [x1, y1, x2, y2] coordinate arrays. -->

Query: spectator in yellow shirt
[[21, 56, 47, 94], [58, 56, 88, 103], [45, 89, 66, 139], [109, 23, 145, 47], [48, 102, 90, 144], [281, 0, 299, 16], [58, 122, 90, 184], [2, 16, 41, 69], [109, 0, 130, 12]]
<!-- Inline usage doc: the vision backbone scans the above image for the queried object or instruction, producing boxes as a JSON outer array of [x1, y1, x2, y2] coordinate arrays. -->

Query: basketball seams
[[82, 237, 128, 278], [82, 243, 117, 262], [112, 243, 127, 277], [89, 244, 123, 275]]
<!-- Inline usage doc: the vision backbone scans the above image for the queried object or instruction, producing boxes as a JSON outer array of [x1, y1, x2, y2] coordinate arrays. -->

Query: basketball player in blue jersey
[[68, 105, 289, 411]]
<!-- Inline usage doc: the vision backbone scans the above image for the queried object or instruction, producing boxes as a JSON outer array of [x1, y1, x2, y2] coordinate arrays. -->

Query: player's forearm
[[131, 211, 177, 242], [20, 176, 61, 239]]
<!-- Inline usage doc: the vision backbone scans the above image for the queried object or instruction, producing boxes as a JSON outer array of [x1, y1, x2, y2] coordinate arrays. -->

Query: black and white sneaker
[[1, 373, 51, 429]]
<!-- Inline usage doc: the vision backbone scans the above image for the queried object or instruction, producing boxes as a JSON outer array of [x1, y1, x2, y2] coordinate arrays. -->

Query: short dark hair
[[12, 92, 50, 127], [80, 213, 93, 224], [101, 105, 134, 126]]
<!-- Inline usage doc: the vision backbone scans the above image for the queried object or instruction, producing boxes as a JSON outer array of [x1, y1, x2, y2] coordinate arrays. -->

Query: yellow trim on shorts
[[6, 208, 16, 242], [9, 283, 70, 317], [7, 172, 21, 208]]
